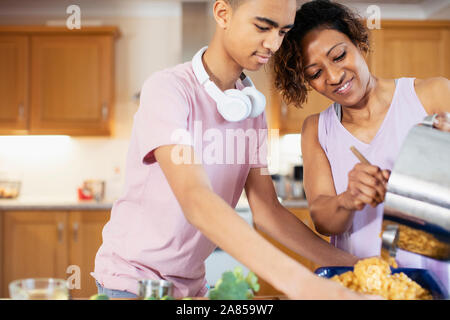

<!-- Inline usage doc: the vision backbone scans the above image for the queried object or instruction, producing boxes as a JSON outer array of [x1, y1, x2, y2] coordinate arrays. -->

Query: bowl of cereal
[[315, 257, 448, 300]]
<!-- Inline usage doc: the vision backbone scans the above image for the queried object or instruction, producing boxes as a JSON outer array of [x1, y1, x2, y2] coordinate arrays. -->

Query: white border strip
[[0, 0, 182, 18]]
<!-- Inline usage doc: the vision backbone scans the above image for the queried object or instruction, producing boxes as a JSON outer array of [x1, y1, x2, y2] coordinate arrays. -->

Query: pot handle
[[422, 113, 438, 127], [422, 112, 450, 131]]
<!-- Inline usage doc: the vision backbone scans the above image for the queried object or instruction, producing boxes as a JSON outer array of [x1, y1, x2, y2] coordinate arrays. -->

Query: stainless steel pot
[[381, 118, 450, 261], [138, 279, 173, 299]]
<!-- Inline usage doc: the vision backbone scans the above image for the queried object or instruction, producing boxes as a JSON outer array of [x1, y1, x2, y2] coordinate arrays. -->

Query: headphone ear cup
[[242, 87, 266, 118], [218, 89, 252, 122]]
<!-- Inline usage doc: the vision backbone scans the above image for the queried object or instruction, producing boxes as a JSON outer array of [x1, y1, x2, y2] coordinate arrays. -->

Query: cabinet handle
[[18, 103, 25, 120], [73, 222, 79, 243], [57, 222, 64, 243], [102, 103, 109, 120]]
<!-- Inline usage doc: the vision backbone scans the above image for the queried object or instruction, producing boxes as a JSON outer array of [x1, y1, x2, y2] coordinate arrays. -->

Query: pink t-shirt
[[91, 61, 268, 298]]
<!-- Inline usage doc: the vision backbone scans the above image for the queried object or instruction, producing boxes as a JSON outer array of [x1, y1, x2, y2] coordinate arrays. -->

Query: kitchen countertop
[[280, 199, 309, 208], [236, 197, 308, 209], [0, 196, 308, 211], [0, 197, 114, 211]]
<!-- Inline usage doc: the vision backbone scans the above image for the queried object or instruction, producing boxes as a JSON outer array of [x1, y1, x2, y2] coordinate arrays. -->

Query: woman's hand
[[341, 163, 390, 211], [433, 112, 450, 132]]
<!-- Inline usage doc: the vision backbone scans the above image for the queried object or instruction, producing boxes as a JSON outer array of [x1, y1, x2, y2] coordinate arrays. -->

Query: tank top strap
[[334, 102, 342, 122], [318, 104, 337, 156], [390, 77, 428, 120]]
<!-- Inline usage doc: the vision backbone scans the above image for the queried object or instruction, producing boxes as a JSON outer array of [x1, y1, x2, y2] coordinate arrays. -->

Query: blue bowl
[[314, 266, 449, 300]]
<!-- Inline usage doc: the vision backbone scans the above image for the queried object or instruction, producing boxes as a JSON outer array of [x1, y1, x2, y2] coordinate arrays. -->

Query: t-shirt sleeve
[[250, 112, 268, 169], [134, 72, 193, 165]]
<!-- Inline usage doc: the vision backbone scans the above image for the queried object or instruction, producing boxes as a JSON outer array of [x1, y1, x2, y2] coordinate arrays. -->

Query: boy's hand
[[287, 274, 383, 300]]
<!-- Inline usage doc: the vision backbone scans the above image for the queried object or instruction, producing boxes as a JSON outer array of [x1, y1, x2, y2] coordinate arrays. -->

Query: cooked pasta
[[331, 257, 432, 300]]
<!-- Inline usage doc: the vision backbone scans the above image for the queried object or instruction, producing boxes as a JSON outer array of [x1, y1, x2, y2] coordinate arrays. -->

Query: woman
[[273, 0, 450, 291]]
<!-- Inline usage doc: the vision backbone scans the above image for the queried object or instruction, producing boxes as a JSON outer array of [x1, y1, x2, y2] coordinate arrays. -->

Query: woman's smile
[[333, 77, 354, 96]]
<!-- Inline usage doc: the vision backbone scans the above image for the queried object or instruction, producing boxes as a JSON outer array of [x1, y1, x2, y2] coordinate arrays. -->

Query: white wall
[[0, 136, 130, 201]]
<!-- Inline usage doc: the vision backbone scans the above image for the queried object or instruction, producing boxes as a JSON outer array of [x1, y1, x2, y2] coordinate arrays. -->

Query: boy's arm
[[154, 144, 364, 299], [244, 168, 359, 267]]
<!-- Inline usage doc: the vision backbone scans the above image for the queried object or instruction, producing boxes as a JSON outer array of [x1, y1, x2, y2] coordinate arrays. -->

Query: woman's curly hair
[[272, 0, 370, 108]]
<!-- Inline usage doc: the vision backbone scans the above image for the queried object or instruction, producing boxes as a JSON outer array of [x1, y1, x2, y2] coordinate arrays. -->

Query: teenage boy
[[92, 0, 366, 300]]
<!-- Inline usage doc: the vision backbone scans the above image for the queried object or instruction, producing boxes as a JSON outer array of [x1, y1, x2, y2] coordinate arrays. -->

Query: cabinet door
[[30, 35, 114, 135], [0, 212, 3, 296], [370, 22, 450, 79], [254, 208, 330, 296], [0, 36, 28, 134], [68, 210, 110, 298], [271, 90, 332, 135], [2, 211, 69, 298]]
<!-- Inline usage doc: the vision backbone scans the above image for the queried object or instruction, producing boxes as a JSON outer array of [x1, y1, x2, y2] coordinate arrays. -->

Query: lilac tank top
[[317, 78, 449, 291]]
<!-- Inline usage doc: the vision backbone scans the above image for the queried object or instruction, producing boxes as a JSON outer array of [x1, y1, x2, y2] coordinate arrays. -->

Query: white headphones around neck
[[192, 46, 266, 122]]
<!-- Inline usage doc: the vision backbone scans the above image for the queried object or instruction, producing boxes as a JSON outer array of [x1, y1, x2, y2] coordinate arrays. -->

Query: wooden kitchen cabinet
[[1, 211, 69, 298], [1, 210, 110, 298], [270, 90, 332, 136], [68, 210, 110, 298], [30, 35, 114, 135], [369, 21, 450, 80], [254, 208, 330, 296], [0, 35, 29, 134], [268, 20, 450, 134], [0, 26, 119, 136]]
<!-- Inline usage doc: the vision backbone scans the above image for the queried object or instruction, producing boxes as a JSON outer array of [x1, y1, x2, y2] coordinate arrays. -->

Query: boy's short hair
[[217, 0, 246, 9]]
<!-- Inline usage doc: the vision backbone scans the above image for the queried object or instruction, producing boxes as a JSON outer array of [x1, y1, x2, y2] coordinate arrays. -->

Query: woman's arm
[[302, 115, 389, 236], [154, 144, 367, 299], [302, 114, 355, 235]]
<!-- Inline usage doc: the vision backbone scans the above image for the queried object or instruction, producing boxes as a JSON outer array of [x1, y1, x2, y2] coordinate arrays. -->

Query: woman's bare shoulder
[[414, 77, 450, 114], [302, 113, 321, 136], [415, 77, 449, 90]]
